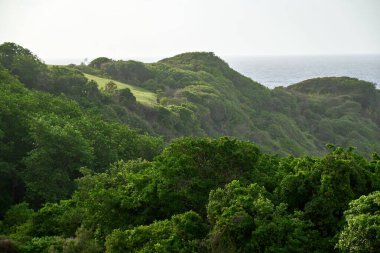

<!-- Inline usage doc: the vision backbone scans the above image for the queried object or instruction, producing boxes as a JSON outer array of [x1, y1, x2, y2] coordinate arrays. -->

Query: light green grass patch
[[84, 73, 157, 106]]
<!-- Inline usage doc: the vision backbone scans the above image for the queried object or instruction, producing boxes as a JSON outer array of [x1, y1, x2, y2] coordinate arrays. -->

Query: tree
[[88, 57, 112, 69], [116, 88, 136, 106], [104, 81, 117, 94], [206, 180, 320, 253], [154, 137, 260, 216], [0, 42, 48, 89], [22, 114, 94, 206], [105, 211, 207, 253], [72, 160, 159, 240], [337, 191, 380, 253]]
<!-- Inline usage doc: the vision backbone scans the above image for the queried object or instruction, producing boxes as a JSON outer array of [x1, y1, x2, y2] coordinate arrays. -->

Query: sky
[[0, 0, 379, 63]]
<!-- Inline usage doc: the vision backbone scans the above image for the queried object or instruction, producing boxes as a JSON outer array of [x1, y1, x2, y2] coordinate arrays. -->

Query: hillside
[[78, 52, 380, 156], [1, 42, 379, 156], [83, 73, 157, 106]]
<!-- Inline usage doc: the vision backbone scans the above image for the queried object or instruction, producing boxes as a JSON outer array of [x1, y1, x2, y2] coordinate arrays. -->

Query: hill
[[78, 52, 380, 156], [1, 42, 379, 156]]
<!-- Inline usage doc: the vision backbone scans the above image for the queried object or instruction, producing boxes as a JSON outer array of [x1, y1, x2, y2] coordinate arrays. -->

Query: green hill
[[78, 52, 380, 156], [1, 42, 379, 156]]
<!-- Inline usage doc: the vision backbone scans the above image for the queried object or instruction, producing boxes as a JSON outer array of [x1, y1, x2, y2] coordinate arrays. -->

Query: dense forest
[[0, 42, 380, 252]]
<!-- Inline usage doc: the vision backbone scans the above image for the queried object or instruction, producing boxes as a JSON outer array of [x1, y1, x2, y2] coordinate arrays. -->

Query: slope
[[83, 52, 380, 156], [1, 42, 379, 156], [84, 73, 157, 106]]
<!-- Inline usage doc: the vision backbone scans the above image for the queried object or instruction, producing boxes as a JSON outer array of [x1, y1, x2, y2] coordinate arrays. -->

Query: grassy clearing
[[84, 73, 157, 106]]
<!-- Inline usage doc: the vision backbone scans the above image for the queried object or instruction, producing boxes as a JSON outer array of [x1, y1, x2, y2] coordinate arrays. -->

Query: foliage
[[0, 42, 48, 90], [206, 180, 320, 253], [0, 203, 34, 235], [105, 211, 207, 253], [72, 159, 158, 240], [337, 191, 380, 253], [1, 138, 380, 252], [154, 137, 260, 216], [1, 42, 380, 252], [80, 50, 380, 156], [0, 69, 163, 212], [3, 43, 380, 156], [84, 73, 155, 106]]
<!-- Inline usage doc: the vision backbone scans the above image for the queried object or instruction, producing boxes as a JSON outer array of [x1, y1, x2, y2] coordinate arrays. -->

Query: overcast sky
[[0, 0, 379, 63]]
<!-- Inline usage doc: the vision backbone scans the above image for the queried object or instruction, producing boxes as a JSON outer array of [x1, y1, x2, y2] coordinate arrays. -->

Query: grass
[[84, 73, 157, 106]]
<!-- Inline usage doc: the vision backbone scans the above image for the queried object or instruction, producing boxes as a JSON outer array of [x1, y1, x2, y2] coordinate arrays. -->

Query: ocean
[[224, 55, 380, 89]]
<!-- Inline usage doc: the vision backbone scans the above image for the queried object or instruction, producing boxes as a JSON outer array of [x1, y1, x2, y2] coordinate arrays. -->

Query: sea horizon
[[225, 54, 380, 89]]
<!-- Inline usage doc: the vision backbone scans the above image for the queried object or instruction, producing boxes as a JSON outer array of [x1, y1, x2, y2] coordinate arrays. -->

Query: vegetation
[[0, 63, 163, 214], [1, 42, 380, 252], [2, 42, 379, 155], [76, 51, 380, 156], [1, 136, 379, 252], [83, 73, 157, 106], [337, 191, 380, 253]]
